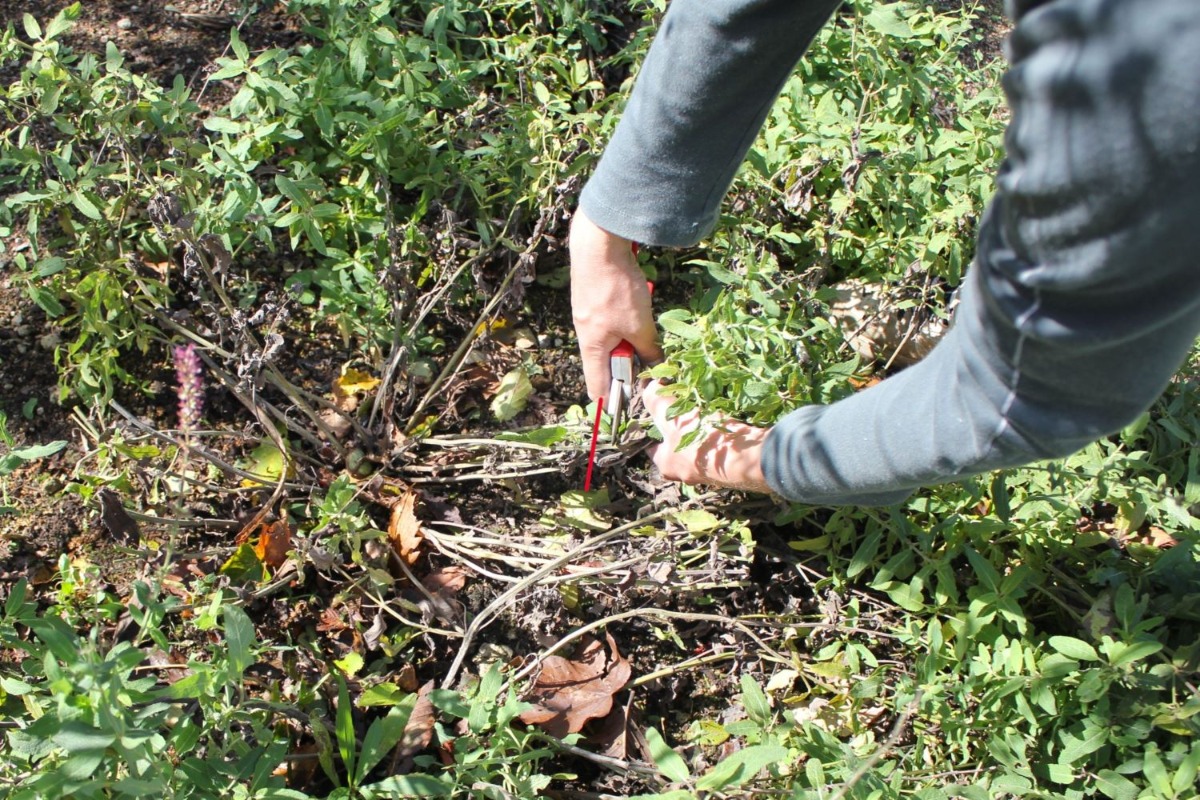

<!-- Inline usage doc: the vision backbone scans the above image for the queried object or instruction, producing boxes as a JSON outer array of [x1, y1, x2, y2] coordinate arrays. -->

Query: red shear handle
[[611, 340, 636, 359]]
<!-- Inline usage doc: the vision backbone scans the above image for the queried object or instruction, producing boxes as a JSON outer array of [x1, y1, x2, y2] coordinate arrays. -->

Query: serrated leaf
[[644, 727, 690, 784]]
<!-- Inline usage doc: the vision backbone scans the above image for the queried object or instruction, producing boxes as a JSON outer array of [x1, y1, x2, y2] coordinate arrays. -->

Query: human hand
[[569, 211, 662, 400], [642, 380, 772, 493]]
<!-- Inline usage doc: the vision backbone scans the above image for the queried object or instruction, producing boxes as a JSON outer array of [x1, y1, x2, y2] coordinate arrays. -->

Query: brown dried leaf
[[253, 519, 292, 570], [589, 690, 633, 759], [518, 633, 632, 739], [422, 565, 468, 595], [97, 488, 140, 545], [394, 680, 436, 765], [396, 663, 419, 693], [388, 490, 423, 565]]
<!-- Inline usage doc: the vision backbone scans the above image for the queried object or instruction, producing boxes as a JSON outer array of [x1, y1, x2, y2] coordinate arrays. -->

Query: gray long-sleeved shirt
[[579, 0, 1200, 505]]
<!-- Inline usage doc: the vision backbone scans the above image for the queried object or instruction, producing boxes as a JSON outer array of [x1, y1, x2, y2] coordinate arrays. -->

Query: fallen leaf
[[96, 488, 140, 545], [218, 542, 267, 583], [394, 680, 436, 765], [364, 612, 387, 651], [240, 440, 290, 487], [518, 633, 632, 739], [490, 367, 534, 422], [396, 663, 419, 692], [335, 366, 381, 398], [422, 565, 468, 595], [253, 519, 292, 569], [589, 690, 634, 759], [387, 490, 423, 565]]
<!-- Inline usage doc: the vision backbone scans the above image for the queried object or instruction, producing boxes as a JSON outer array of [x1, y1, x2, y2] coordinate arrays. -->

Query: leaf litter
[[518, 633, 633, 739]]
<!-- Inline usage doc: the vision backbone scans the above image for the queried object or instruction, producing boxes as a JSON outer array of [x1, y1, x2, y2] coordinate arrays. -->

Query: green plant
[[0, 576, 311, 799]]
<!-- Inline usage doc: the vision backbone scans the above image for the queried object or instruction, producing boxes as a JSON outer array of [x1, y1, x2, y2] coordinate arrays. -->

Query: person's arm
[[581, 0, 1200, 506], [571, 0, 843, 399], [760, 0, 1200, 505]]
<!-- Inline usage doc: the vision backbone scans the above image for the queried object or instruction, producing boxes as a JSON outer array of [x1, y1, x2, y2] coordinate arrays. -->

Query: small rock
[[553, 337, 564, 347], [117, 18, 133, 30]]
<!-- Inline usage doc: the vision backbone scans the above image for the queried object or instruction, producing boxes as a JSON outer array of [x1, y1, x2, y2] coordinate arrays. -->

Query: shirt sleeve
[[763, 0, 1200, 505], [579, 0, 843, 247], [581, 0, 1200, 506]]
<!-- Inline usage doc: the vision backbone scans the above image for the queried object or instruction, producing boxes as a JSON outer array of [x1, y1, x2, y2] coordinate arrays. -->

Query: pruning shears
[[584, 247, 650, 492]]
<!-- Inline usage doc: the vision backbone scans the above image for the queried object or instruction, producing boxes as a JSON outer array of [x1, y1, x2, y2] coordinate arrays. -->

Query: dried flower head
[[173, 343, 204, 434]]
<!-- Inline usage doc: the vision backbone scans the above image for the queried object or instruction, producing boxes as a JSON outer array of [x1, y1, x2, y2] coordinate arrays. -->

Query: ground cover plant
[[0, 1, 1198, 798]]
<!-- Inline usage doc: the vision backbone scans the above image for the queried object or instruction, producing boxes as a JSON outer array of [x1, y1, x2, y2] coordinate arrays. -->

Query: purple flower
[[173, 344, 204, 434]]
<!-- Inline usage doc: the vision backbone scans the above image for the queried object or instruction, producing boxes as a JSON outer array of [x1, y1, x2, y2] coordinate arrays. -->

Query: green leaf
[[1, 440, 67, 475], [847, 530, 881, 579], [218, 542, 267, 584], [28, 287, 65, 318], [45, 3, 81, 40], [1, 676, 33, 695], [495, 426, 568, 447], [335, 651, 364, 677], [675, 508, 720, 533], [740, 675, 771, 725], [22, 13, 42, 40], [429, 688, 471, 719], [360, 775, 454, 797], [349, 36, 368, 83], [696, 744, 787, 791], [1048, 636, 1098, 662], [1142, 747, 1172, 797], [644, 727, 690, 784], [1059, 724, 1107, 765], [1107, 639, 1163, 668], [1094, 769, 1138, 800], [26, 616, 80, 662], [358, 683, 407, 708], [336, 674, 356, 781], [71, 191, 102, 220], [223, 604, 256, 676], [658, 309, 701, 341], [356, 706, 411, 785], [491, 367, 534, 422], [230, 27, 249, 62], [52, 722, 115, 779], [863, 4, 916, 38], [105, 40, 123, 72]]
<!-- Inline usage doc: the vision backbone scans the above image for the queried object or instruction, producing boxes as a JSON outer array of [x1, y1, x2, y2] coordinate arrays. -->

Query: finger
[[581, 341, 612, 401], [642, 379, 671, 425]]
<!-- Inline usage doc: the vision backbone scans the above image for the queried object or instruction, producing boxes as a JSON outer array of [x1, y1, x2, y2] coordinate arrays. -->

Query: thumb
[[642, 379, 673, 427]]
